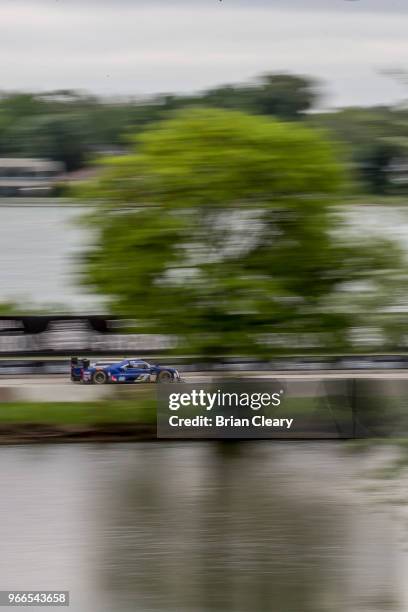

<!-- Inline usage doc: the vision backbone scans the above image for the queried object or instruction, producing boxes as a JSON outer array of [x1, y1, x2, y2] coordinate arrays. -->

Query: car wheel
[[92, 370, 108, 385], [157, 370, 172, 383]]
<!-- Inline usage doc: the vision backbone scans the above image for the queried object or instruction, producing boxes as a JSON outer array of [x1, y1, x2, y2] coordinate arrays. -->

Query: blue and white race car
[[71, 357, 180, 384]]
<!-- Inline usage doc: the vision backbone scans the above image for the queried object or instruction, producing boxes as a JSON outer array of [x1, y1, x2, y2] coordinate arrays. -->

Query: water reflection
[[0, 443, 403, 612]]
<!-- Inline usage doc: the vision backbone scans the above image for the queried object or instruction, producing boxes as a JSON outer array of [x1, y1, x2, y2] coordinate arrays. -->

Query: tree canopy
[[0, 73, 316, 172], [79, 108, 404, 356], [1, 75, 408, 195]]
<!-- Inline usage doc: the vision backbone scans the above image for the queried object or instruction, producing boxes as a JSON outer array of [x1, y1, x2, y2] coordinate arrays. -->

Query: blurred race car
[[71, 357, 180, 384]]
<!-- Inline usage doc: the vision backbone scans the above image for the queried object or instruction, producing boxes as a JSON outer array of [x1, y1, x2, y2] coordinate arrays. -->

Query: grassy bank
[[0, 392, 405, 444], [0, 398, 157, 444], [0, 396, 348, 444], [0, 399, 156, 425]]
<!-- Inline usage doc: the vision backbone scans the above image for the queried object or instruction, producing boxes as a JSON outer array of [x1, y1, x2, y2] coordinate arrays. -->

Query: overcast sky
[[1, 0, 408, 108]]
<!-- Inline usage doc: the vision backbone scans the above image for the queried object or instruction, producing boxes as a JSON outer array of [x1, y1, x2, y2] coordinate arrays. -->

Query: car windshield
[[127, 361, 149, 369]]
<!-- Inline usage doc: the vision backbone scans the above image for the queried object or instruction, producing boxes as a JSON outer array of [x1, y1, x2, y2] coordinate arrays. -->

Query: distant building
[[0, 158, 64, 196]]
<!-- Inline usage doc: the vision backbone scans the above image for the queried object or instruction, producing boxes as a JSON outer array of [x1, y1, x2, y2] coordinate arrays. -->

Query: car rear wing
[[70, 357, 90, 370]]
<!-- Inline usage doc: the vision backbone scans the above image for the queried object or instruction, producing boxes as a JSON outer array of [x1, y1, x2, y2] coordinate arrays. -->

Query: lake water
[[0, 442, 405, 612], [1, 200, 408, 311], [0, 201, 100, 311]]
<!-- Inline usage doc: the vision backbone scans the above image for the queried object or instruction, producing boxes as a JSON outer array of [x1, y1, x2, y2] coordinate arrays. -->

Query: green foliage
[[0, 73, 316, 172], [310, 107, 408, 194], [0, 398, 156, 425], [0, 303, 20, 315], [79, 108, 405, 356], [0, 91, 131, 170], [0, 75, 406, 195], [250, 74, 317, 119], [190, 74, 316, 119], [9, 114, 90, 171]]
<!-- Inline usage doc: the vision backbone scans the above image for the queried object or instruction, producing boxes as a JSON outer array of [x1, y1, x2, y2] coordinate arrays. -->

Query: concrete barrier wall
[[0, 384, 112, 402]]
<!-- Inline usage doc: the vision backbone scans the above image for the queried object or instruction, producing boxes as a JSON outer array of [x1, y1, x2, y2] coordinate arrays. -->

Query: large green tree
[[80, 108, 403, 356]]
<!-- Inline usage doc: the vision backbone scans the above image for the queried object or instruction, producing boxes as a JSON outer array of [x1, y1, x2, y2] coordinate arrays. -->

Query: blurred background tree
[[251, 73, 317, 119], [1, 74, 408, 195], [9, 114, 90, 171], [78, 108, 404, 357], [309, 106, 408, 195], [190, 74, 317, 119]]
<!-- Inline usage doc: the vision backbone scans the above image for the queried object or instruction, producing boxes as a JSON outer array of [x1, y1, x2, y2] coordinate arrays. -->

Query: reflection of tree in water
[[93, 443, 400, 612]]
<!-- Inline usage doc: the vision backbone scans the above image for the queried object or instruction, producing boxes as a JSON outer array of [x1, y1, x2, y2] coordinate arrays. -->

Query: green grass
[[0, 395, 375, 427], [0, 393, 407, 438], [0, 396, 337, 429], [0, 399, 157, 425]]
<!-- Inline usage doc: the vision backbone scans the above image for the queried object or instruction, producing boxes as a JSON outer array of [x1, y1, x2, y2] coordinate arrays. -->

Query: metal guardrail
[[0, 316, 175, 356], [0, 315, 116, 335], [0, 356, 408, 376], [1, 317, 408, 370]]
